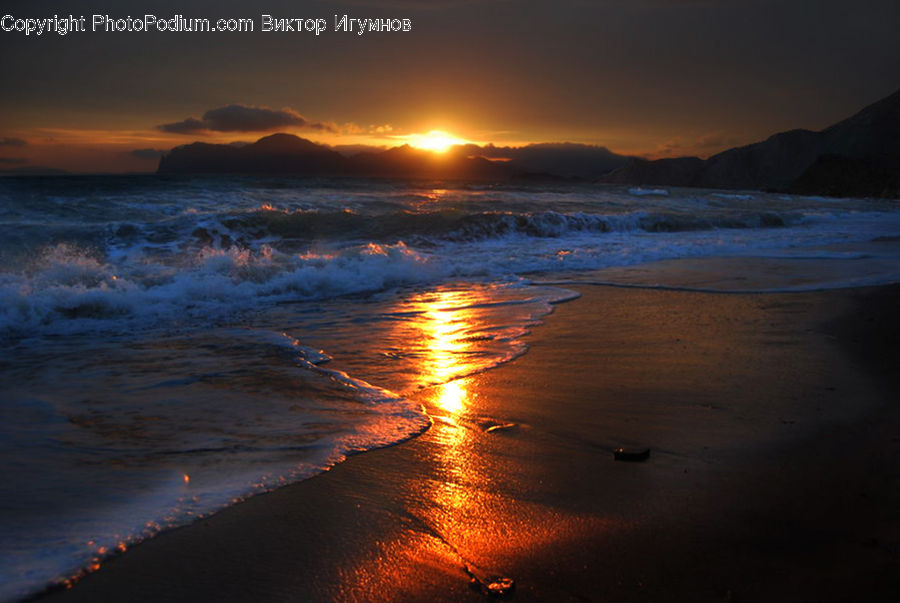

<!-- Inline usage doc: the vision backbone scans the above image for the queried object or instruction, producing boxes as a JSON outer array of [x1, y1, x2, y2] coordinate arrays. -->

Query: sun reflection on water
[[340, 284, 610, 596], [434, 379, 467, 416], [406, 289, 493, 545], [404, 288, 487, 399]]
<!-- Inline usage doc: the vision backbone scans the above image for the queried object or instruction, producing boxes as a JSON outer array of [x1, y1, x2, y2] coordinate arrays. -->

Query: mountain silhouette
[[601, 87, 900, 197], [158, 133, 347, 175], [158, 134, 512, 180], [157, 134, 633, 181]]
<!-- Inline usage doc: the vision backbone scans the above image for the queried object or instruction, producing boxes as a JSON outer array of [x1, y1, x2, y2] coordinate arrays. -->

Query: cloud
[[203, 105, 310, 132], [0, 157, 27, 164], [0, 137, 27, 147], [129, 148, 168, 160], [158, 105, 336, 135], [338, 123, 394, 137], [158, 117, 207, 135]]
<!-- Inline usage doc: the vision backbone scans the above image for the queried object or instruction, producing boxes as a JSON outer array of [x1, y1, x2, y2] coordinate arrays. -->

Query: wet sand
[[39, 284, 900, 602]]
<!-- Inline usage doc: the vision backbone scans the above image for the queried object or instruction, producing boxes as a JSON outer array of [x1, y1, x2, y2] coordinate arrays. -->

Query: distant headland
[[158, 88, 900, 198]]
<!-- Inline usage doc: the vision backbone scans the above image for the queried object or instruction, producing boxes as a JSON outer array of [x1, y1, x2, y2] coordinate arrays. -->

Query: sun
[[403, 130, 468, 153]]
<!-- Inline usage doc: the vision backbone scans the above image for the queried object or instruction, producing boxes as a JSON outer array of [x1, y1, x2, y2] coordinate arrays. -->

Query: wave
[[0, 326, 430, 601], [0, 205, 800, 265], [0, 242, 446, 338], [3, 177, 900, 600], [196, 207, 795, 246], [0, 279, 570, 600], [4, 203, 898, 339]]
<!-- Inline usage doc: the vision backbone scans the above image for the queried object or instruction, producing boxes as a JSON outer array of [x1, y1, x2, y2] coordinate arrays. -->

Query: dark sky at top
[[1, 0, 899, 170]]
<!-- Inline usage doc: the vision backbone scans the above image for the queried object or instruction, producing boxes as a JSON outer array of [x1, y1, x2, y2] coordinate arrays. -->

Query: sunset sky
[[1, 0, 899, 173]]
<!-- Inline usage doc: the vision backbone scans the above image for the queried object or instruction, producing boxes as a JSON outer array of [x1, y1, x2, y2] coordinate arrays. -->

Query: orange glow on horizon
[[400, 130, 469, 153], [7, 123, 690, 174]]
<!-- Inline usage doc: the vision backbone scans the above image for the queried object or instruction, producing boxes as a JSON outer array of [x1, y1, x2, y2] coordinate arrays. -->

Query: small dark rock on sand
[[613, 447, 651, 462]]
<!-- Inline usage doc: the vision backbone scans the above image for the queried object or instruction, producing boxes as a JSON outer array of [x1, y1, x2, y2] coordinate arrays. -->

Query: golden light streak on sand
[[330, 286, 613, 597]]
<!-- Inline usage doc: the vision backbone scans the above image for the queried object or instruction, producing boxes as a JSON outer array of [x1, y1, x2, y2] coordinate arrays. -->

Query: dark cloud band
[[0, 137, 27, 147], [158, 105, 336, 135]]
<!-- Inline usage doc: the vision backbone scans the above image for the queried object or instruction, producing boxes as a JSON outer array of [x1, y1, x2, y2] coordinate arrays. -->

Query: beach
[[37, 281, 900, 602], [4, 1, 899, 598]]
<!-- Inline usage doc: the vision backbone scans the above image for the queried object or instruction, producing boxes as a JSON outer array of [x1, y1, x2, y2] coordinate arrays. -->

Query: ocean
[[1, 175, 898, 600]]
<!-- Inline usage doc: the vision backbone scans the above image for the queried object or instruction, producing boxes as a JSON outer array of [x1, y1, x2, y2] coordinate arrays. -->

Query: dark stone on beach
[[470, 575, 515, 597], [614, 447, 651, 462]]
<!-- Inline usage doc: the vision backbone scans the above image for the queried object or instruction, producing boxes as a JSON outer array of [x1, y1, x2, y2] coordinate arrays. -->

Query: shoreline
[[36, 283, 900, 602]]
